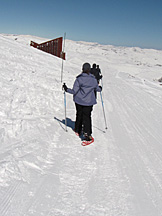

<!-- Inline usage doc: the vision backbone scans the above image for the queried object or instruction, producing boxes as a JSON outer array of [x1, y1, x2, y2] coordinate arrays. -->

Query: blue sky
[[0, 0, 162, 49]]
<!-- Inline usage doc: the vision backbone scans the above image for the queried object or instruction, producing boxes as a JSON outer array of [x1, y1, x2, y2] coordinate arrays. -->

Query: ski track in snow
[[1, 34, 162, 216], [108, 71, 162, 215]]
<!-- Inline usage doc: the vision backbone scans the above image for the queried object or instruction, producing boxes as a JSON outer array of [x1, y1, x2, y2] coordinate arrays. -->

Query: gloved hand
[[100, 75, 103, 79], [99, 86, 102, 91], [62, 83, 68, 92]]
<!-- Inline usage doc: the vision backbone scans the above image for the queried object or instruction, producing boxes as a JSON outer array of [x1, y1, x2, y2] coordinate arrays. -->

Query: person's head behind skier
[[92, 63, 96, 69]]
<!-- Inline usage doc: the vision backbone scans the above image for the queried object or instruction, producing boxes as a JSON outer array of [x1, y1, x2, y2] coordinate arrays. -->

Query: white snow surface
[[0, 34, 162, 216]]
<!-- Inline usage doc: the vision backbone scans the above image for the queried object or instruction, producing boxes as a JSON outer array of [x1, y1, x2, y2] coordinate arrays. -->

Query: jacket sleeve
[[96, 85, 102, 92], [67, 79, 80, 95]]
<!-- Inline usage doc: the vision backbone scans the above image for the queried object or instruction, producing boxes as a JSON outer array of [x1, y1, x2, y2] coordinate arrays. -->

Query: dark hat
[[82, 63, 91, 72], [92, 63, 96, 68]]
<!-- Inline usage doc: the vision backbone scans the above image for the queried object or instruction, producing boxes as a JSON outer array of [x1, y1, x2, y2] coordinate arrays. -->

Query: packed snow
[[0, 33, 162, 216]]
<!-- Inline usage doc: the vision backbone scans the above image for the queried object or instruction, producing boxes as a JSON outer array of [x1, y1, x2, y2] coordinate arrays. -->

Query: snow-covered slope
[[0, 34, 162, 216]]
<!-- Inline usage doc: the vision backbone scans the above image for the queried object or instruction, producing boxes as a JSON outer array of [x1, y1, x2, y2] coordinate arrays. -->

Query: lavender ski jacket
[[67, 72, 102, 106]]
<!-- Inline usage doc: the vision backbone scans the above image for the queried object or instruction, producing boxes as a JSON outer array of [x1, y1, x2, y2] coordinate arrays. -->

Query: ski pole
[[64, 89, 68, 132], [100, 91, 108, 130], [61, 32, 66, 83]]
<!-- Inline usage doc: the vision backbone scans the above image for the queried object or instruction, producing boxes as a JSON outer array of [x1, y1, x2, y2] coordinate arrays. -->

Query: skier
[[96, 65, 102, 82], [90, 63, 102, 84], [62, 63, 102, 143], [90, 63, 102, 98]]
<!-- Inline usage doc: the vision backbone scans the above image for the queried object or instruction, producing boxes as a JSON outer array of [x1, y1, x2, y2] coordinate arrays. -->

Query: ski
[[81, 137, 94, 146]]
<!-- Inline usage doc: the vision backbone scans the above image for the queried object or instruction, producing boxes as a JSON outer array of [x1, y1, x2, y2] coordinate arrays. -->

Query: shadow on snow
[[54, 117, 75, 131]]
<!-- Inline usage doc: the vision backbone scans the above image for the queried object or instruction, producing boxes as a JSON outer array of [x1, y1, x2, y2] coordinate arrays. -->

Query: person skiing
[[90, 63, 102, 84], [62, 62, 102, 142], [90, 63, 102, 98], [96, 65, 102, 82]]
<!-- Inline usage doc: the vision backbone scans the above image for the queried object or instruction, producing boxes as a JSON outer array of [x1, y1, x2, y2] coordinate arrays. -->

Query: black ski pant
[[75, 103, 93, 136]]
